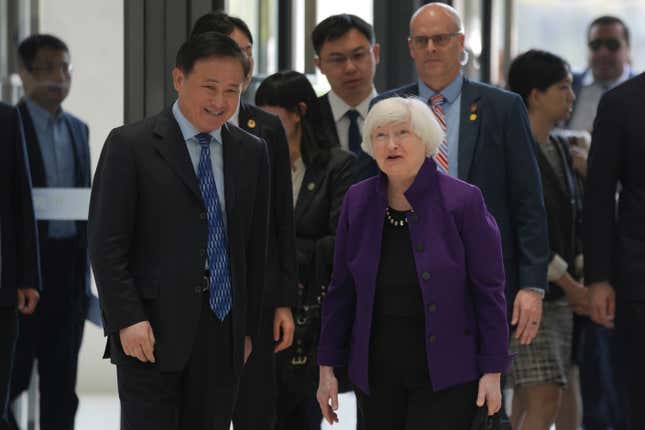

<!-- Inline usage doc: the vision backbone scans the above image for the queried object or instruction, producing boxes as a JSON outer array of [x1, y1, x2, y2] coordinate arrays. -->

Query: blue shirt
[[25, 98, 77, 238], [171, 101, 226, 226], [418, 72, 463, 178]]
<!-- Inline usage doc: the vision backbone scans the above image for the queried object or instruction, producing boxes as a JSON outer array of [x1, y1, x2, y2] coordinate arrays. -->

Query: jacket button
[[194, 285, 202, 294], [416, 244, 424, 253], [200, 212, 207, 220], [429, 335, 437, 344], [428, 303, 437, 313], [421, 272, 430, 281]]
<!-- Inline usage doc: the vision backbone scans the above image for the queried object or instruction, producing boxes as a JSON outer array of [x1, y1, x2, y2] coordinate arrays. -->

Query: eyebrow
[[202, 78, 241, 87], [327, 45, 370, 56]]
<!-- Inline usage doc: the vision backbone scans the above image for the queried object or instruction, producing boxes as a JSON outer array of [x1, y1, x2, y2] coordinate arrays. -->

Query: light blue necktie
[[196, 133, 232, 320]]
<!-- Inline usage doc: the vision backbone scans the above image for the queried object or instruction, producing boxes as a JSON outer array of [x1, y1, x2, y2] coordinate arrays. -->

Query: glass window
[[228, 0, 278, 76]]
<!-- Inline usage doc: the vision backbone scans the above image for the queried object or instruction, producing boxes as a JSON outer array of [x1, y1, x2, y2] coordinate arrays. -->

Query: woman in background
[[256, 71, 354, 430]]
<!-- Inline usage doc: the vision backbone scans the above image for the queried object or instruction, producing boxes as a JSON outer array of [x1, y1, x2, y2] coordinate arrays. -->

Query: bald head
[[410, 3, 463, 35]]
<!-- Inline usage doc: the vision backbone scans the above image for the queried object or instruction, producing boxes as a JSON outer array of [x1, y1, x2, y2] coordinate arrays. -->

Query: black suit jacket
[[584, 72, 645, 300], [294, 147, 354, 303], [0, 103, 40, 306], [319, 93, 379, 182], [238, 102, 297, 308], [372, 78, 549, 309], [17, 100, 91, 300], [88, 107, 270, 377]]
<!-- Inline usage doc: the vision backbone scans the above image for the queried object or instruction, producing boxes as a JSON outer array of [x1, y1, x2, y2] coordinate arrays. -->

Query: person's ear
[[297, 101, 308, 116]]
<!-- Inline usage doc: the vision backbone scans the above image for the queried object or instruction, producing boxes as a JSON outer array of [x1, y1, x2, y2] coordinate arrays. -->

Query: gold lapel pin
[[469, 113, 478, 121], [307, 182, 316, 191], [247, 119, 256, 129]]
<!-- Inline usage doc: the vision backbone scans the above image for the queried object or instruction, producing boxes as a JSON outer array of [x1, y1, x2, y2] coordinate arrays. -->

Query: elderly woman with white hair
[[315, 97, 511, 429]]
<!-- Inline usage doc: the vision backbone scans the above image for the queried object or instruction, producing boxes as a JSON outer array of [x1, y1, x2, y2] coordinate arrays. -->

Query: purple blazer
[[317, 158, 511, 394]]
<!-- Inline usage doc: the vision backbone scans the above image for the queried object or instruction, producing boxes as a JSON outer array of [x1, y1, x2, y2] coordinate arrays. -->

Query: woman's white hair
[[361, 97, 444, 158]]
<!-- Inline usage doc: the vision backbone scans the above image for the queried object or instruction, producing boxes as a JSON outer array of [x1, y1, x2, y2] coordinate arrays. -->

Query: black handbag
[[470, 407, 501, 430]]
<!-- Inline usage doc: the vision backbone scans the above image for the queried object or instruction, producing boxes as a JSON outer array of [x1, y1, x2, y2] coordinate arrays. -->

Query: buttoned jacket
[[317, 158, 511, 393]]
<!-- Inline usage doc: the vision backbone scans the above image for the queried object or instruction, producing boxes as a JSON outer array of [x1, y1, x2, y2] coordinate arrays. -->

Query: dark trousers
[[615, 300, 645, 430], [0, 308, 17, 430], [232, 306, 277, 429], [358, 315, 478, 430], [578, 320, 627, 430], [117, 295, 235, 430], [9, 238, 86, 430]]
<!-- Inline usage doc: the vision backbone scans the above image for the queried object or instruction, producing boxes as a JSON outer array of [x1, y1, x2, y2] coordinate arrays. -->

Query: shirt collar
[[25, 97, 64, 127], [418, 71, 463, 104], [328, 88, 377, 123], [581, 64, 632, 88], [172, 100, 222, 143]]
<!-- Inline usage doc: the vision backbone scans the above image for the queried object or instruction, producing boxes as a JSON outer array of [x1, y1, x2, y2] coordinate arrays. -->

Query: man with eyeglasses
[[313, 14, 381, 182], [568, 15, 633, 133], [9, 34, 91, 430], [566, 15, 633, 430], [372, 4, 548, 424]]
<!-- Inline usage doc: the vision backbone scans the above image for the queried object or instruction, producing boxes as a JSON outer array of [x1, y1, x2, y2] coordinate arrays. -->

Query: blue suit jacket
[[371, 79, 549, 312], [318, 158, 511, 393], [18, 101, 91, 302]]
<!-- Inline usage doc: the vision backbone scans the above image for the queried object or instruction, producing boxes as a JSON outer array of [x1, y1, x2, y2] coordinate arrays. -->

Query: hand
[[273, 307, 295, 353], [511, 289, 543, 345], [119, 321, 156, 363], [563, 279, 589, 316], [244, 336, 253, 364], [316, 365, 339, 425], [588, 281, 615, 328], [17, 288, 40, 315], [570, 145, 588, 178], [476, 373, 502, 415]]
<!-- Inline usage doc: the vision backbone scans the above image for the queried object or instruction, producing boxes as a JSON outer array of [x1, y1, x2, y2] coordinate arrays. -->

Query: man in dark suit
[[0, 102, 40, 430], [312, 14, 380, 182], [88, 32, 270, 430], [372, 3, 548, 344], [190, 12, 297, 430], [585, 72, 645, 430], [9, 34, 90, 430]]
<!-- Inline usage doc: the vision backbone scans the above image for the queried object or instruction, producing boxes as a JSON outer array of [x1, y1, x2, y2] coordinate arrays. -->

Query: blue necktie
[[195, 133, 232, 320], [346, 110, 363, 155]]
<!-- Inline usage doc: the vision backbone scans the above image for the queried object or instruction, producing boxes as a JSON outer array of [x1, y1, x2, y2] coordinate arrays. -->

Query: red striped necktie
[[429, 94, 449, 173]]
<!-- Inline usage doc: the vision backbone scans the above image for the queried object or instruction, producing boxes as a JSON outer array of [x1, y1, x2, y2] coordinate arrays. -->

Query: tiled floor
[[75, 393, 358, 430]]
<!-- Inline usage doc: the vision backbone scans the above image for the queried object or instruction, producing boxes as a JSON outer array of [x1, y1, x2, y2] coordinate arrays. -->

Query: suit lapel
[[17, 101, 47, 187], [294, 164, 324, 224], [151, 108, 202, 203], [457, 79, 482, 181], [221, 124, 238, 218], [238, 102, 260, 138]]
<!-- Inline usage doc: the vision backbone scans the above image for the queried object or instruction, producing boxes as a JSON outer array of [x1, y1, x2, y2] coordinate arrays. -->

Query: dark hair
[[507, 49, 570, 108], [312, 14, 374, 55], [587, 15, 630, 46], [191, 11, 253, 44], [255, 71, 331, 167], [175, 31, 250, 76], [18, 34, 68, 70]]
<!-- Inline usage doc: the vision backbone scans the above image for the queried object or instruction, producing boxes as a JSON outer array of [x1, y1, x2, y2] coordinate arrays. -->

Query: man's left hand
[[273, 307, 295, 352], [511, 289, 543, 345], [17, 288, 40, 315]]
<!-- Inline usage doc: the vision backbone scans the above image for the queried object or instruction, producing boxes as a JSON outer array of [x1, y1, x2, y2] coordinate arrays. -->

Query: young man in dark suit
[[10, 34, 90, 430], [0, 102, 40, 430], [190, 12, 297, 430], [585, 72, 645, 430], [312, 14, 380, 182], [88, 32, 270, 430]]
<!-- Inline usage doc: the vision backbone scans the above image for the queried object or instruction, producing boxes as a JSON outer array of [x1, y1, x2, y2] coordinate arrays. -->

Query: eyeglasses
[[319, 48, 373, 68], [29, 62, 73, 75], [409, 32, 463, 49], [588, 38, 621, 52]]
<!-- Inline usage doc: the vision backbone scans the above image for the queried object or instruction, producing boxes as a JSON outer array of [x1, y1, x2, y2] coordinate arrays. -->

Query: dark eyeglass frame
[[588, 38, 622, 52], [408, 32, 463, 49]]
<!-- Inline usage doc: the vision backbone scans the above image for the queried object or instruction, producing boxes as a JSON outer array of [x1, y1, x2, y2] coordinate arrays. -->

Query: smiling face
[[371, 120, 427, 179], [172, 55, 245, 132]]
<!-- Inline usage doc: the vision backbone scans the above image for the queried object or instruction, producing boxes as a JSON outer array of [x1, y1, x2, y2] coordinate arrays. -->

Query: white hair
[[361, 97, 444, 158]]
